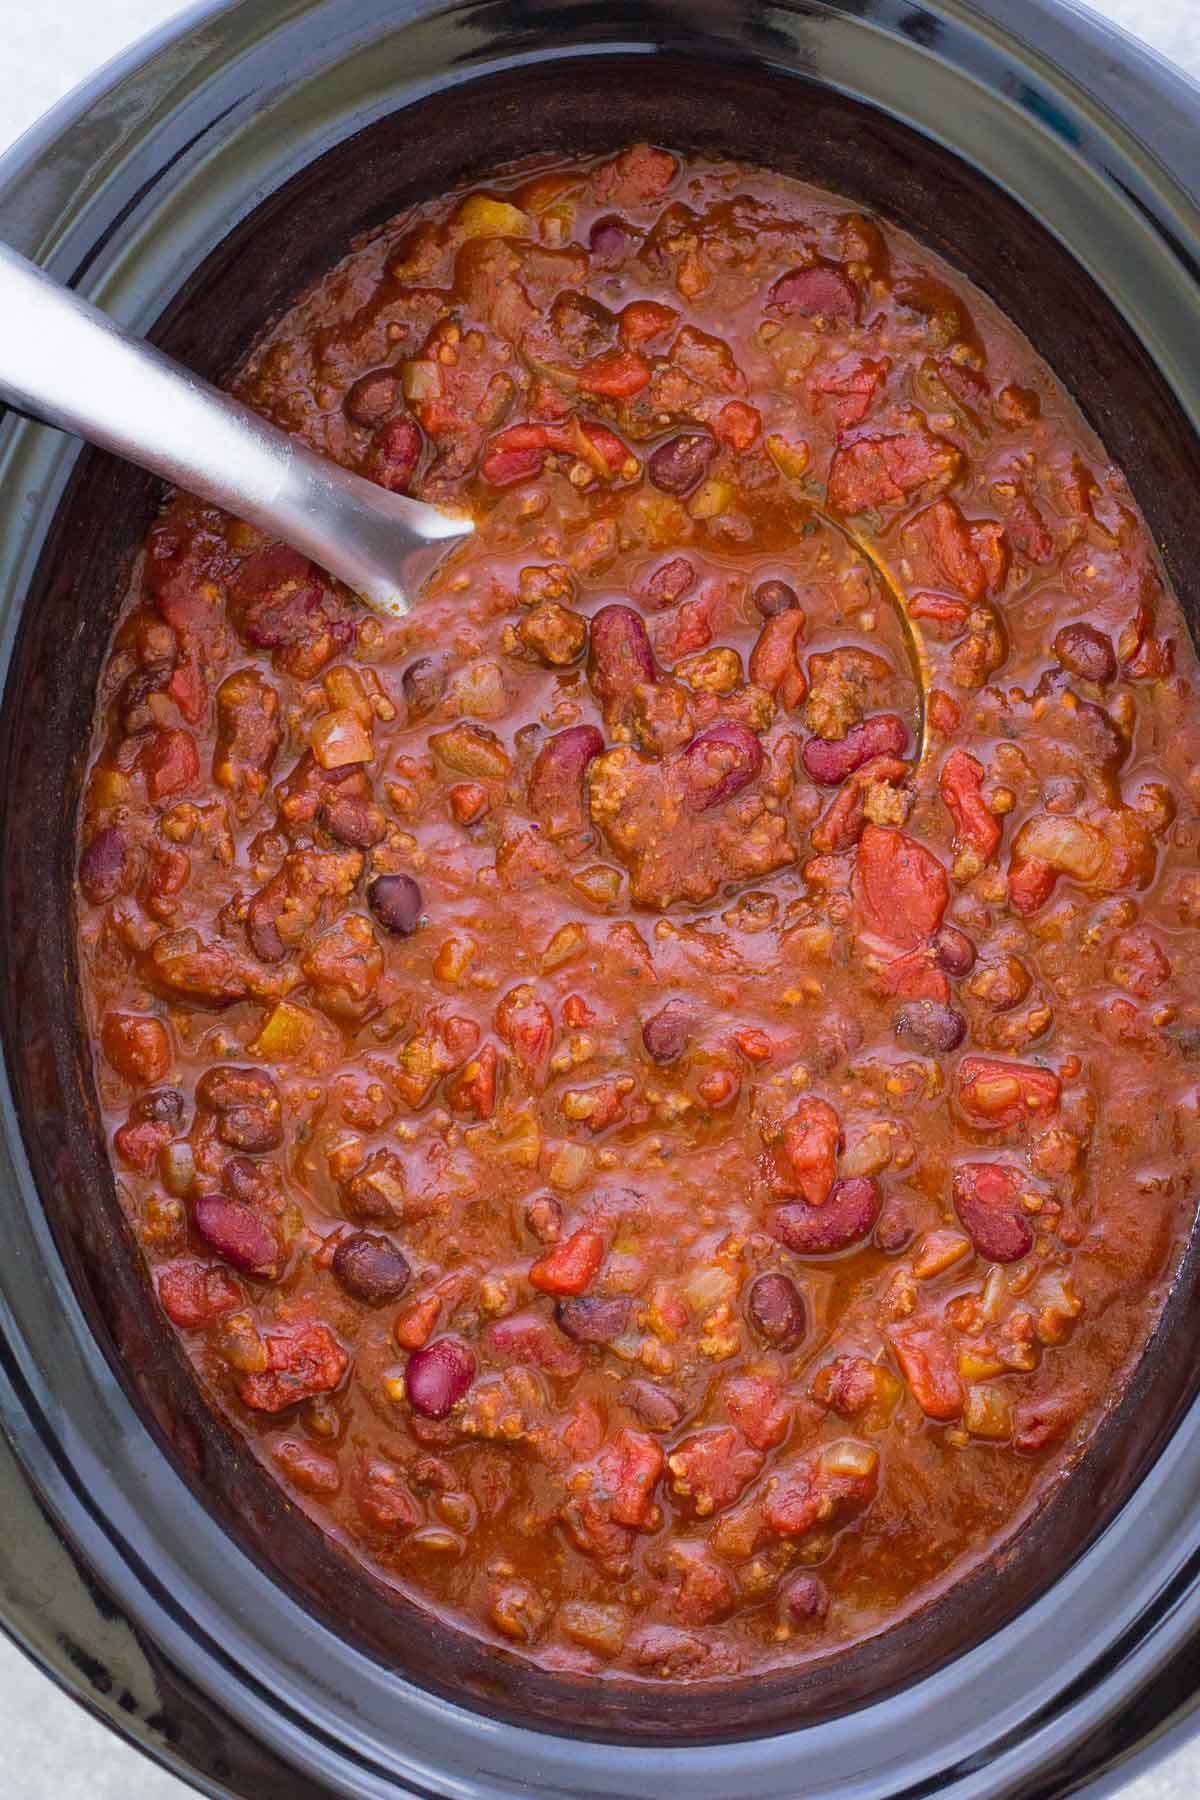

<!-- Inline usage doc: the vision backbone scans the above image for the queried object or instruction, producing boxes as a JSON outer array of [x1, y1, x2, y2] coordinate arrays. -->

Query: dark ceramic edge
[[2, 2, 1200, 1796]]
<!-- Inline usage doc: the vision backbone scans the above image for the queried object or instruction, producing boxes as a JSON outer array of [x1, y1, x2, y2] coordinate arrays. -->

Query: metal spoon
[[0, 242, 472, 616]]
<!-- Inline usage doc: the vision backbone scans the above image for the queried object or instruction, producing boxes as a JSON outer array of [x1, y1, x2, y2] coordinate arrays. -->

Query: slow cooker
[[1, 1, 1199, 1794]]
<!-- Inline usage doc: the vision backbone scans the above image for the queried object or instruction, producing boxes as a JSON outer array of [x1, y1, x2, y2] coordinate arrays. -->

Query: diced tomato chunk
[[141, 728, 199, 801], [768, 1096, 841, 1206], [578, 349, 651, 398], [957, 1056, 1061, 1127], [157, 1260, 242, 1328], [529, 1227, 606, 1295], [853, 824, 949, 952], [891, 1326, 964, 1420], [237, 1323, 348, 1413], [168, 658, 208, 724], [723, 1375, 790, 1450], [595, 1428, 664, 1528], [940, 748, 1001, 862], [113, 1117, 173, 1172], [619, 300, 678, 346], [714, 400, 761, 451], [667, 1427, 762, 1517]]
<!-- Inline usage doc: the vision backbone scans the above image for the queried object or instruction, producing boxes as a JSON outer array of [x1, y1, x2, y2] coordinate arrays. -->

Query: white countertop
[[0, 2, 1196, 1794]]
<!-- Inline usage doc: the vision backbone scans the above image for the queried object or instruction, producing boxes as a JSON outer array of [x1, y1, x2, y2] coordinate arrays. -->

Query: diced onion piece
[[250, 1001, 313, 1060], [682, 1264, 737, 1315], [913, 1230, 972, 1279], [402, 359, 441, 402], [544, 1141, 594, 1192], [323, 664, 372, 723], [765, 433, 811, 479], [1013, 814, 1106, 881], [980, 1265, 1008, 1323], [688, 477, 735, 519], [819, 1438, 879, 1480], [958, 1348, 1004, 1381], [540, 922, 588, 971], [964, 1384, 1013, 1440], [311, 707, 373, 770], [466, 1107, 542, 1168], [159, 1140, 196, 1197], [560, 1601, 627, 1657], [457, 194, 530, 239]]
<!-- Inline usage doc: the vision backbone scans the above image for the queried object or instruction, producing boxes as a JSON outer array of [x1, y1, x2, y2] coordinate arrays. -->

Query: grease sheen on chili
[[75, 145, 1200, 1684]]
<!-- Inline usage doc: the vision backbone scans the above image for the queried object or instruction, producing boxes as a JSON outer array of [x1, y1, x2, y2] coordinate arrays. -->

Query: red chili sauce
[[75, 145, 1200, 1683]]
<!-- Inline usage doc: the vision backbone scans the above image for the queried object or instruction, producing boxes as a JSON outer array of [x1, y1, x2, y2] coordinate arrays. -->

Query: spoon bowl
[[0, 242, 472, 616]]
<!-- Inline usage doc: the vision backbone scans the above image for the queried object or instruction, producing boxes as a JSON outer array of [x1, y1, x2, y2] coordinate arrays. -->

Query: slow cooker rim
[[2, 2, 1200, 1796]]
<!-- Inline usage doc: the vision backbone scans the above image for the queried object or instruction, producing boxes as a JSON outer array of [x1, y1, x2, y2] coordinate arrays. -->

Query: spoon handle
[[0, 242, 470, 615]]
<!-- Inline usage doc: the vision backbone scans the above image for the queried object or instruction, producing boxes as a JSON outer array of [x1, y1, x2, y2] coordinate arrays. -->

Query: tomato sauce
[[74, 144, 1200, 1683]]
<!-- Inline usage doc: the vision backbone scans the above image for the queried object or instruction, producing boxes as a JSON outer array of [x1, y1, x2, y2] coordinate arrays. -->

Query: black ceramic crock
[[1, 1, 1200, 1794]]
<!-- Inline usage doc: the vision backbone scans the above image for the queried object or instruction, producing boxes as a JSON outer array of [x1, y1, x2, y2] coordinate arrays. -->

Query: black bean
[[933, 925, 977, 977], [369, 873, 423, 936], [646, 433, 716, 497], [332, 1232, 412, 1304], [79, 826, 131, 903], [894, 1000, 967, 1054], [619, 1379, 683, 1432], [344, 369, 399, 427], [401, 657, 446, 718], [556, 1295, 632, 1343], [132, 1088, 185, 1129], [641, 999, 691, 1064], [1053, 622, 1116, 685], [747, 1272, 806, 1347], [754, 579, 800, 618], [780, 1573, 829, 1623]]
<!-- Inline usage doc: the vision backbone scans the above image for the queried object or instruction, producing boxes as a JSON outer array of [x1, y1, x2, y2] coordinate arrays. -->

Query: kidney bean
[[875, 1202, 916, 1254], [779, 1573, 830, 1623], [523, 1192, 563, 1244], [196, 1066, 283, 1152], [746, 1272, 807, 1347], [527, 725, 605, 838], [79, 825, 132, 903], [332, 1232, 412, 1303], [891, 1326, 964, 1421], [802, 714, 908, 784], [365, 414, 422, 493], [193, 1193, 280, 1278], [1053, 621, 1116, 685], [641, 999, 692, 1064], [678, 723, 763, 811], [952, 1162, 1035, 1262], [894, 999, 967, 1054], [118, 660, 173, 736], [768, 262, 859, 323], [613, 1384, 681, 1441], [368, 872, 423, 936], [589, 215, 637, 266], [588, 604, 656, 716], [770, 1177, 882, 1255], [647, 433, 716, 497], [344, 369, 400, 427], [933, 924, 977, 976], [405, 1337, 475, 1418], [753, 579, 800, 617], [132, 1087, 185, 1129], [556, 1295, 633, 1343], [401, 656, 446, 717]]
